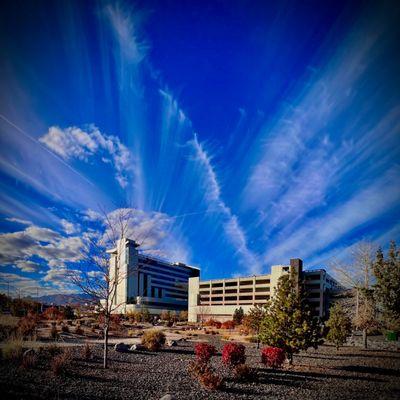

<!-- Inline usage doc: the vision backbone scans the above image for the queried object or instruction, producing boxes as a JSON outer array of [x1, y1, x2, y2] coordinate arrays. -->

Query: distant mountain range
[[24, 293, 94, 306]]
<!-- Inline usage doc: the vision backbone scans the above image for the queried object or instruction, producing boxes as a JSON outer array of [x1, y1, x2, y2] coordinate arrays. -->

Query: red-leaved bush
[[194, 343, 217, 364], [222, 343, 246, 367], [221, 320, 235, 330], [205, 319, 222, 329], [261, 347, 285, 368]]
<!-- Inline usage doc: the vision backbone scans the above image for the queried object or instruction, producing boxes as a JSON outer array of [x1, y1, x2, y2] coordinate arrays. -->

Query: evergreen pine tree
[[259, 272, 323, 364], [326, 303, 352, 350], [233, 307, 244, 325], [373, 241, 400, 328], [245, 304, 266, 349]]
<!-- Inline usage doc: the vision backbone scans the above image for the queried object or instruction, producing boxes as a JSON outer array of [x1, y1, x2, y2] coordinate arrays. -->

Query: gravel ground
[[1, 336, 399, 400]]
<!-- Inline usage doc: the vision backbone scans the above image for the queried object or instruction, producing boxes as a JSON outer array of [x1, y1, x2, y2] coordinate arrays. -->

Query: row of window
[[199, 278, 271, 290], [200, 294, 270, 302], [199, 286, 270, 295]]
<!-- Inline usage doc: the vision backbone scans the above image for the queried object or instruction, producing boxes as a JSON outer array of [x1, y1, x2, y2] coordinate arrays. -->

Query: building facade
[[188, 259, 342, 322], [108, 238, 199, 314]]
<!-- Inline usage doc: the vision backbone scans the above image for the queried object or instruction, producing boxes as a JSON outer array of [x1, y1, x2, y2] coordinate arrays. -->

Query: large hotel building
[[108, 239, 341, 319], [108, 238, 199, 314]]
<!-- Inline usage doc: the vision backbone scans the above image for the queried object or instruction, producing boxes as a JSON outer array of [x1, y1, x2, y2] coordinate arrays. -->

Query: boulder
[[130, 343, 146, 351], [160, 395, 173, 400], [166, 340, 177, 347], [114, 342, 129, 352]]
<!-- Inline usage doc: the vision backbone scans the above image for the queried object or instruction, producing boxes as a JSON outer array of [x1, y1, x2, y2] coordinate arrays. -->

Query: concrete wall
[[188, 277, 199, 322]]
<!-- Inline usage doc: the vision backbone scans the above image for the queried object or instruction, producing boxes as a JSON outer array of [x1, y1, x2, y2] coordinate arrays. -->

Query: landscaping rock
[[114, 342, 130, 352], [130, 344, 146, 351]]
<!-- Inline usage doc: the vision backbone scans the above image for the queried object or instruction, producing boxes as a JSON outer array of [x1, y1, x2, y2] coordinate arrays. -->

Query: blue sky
[[0, 0, 399, 297]]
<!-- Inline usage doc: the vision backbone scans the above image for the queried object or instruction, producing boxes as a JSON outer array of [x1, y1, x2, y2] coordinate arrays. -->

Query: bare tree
[[196, 305, 210, 326], [330, 242, 376, 349], [69, 208, 157, 368]]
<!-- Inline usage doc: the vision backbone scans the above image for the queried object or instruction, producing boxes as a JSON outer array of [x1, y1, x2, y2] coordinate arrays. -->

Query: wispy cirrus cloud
[[104, 2, 148, 65], [241, 7, 400, 267], [264, 167, 400, 265], [189, 135, 262, 274]]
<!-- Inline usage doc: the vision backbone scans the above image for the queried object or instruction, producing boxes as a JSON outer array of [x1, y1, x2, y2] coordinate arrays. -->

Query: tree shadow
[[336, 365, 400, 377], [257, 368, 384, 383], [160, 347, 194, 355]]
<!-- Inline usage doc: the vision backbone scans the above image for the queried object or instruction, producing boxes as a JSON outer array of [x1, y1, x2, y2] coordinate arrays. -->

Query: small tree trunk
[[103, 317, 109, 369], [362, 328, 367, 349], [288, 352, 293, 365]]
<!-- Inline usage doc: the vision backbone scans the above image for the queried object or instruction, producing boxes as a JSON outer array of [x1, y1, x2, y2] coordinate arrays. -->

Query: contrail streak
[[0, 113, 95, 187]]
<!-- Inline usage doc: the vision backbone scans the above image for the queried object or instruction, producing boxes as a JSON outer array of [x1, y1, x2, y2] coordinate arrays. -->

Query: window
[[200, 284, 210, 289], [225, 296, 237, 301], [239, 295, 253, 301], [255, 295, 269, 300], [212, 282, 223, 288], [240, 280, 253, 286], [211, 297, 223, 302], [239, 288, 253, 293], [256, 279, 270, 284], [212, 289, 223, 294], [225, 289, 237, 294], [255, 287, 269, 292], [225, 281, 237, 287]]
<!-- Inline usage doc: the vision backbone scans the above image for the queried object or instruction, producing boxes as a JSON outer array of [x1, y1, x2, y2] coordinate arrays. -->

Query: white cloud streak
[[189, 135, 262, 274]]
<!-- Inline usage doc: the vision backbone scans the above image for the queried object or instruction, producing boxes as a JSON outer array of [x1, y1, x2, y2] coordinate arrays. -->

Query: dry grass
[[141, 330, 166, 351], [81, 343, 91, 360], [2, 339, 23, 361], [21, 352, 37, 369], [0, 314, 20, 327], [51, 349, 72, 376]]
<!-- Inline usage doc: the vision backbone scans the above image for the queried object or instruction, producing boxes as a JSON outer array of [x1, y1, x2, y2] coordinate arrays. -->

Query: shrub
[[198, 365, 224, 390], [222, 343, 246, 367], [50, 325, 58, 339], [141, 330, 166, 351], [17, 314, 38, 339], [43, 306, 62, 321], [233, 364, 256, 382], [261, 346, 285, 369], [51, 349, 72, 376], [3, 339, 23, 361], [47, 343, 60, 356], [233, 307, 244, 325], [75, 326, 84, 335], [194, 343, 217, 364], [21, 352, 37, 369], [179, 310, 188, 321], [82, 343, 91, 360], [61, 325, 70, 333], [221, 320, 235, 330]]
